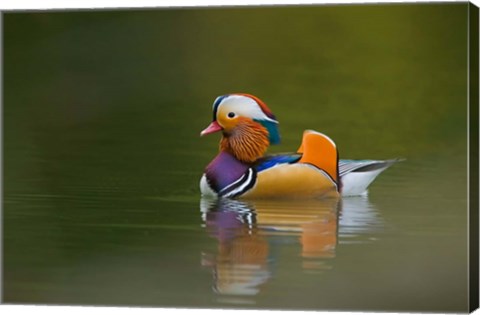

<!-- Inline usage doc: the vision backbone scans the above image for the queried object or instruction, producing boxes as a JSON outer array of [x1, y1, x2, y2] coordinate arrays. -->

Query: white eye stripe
[[218, 95, 278, 124]]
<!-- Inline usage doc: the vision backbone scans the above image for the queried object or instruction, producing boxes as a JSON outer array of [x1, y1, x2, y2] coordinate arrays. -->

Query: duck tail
[[297, 130, 339, 186], [339, 158, 403, 196]]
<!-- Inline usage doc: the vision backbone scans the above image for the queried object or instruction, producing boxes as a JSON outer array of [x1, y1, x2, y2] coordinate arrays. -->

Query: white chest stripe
[[223, 168, 255, 198], [219, 171, 249, 194]]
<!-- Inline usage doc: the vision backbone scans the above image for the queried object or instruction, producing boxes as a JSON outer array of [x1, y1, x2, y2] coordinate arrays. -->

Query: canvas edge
[[469, 1, 479, 313]]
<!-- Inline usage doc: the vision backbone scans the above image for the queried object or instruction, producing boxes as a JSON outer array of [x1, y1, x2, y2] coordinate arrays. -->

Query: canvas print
[[2, 2, 479, 313]]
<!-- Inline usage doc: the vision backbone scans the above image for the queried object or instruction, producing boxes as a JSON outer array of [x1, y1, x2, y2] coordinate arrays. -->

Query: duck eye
[[227, 112, 236, 118]]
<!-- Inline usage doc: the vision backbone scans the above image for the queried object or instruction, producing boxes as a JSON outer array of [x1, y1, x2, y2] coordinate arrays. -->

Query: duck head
[[201, 93, 280, 163]]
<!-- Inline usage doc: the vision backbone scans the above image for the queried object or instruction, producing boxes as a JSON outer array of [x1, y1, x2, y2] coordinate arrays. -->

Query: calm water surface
[[3, 4, 469, 313]]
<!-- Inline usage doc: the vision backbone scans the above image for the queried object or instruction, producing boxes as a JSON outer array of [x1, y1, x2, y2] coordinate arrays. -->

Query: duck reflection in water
[[200, 197, 341, 296]]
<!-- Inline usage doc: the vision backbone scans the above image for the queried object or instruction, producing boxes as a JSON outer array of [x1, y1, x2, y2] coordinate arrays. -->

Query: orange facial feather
[[220, 118, 269, 163]]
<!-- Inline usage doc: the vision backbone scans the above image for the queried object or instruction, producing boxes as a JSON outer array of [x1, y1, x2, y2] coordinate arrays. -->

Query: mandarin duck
[[200, 93, 398, 199]]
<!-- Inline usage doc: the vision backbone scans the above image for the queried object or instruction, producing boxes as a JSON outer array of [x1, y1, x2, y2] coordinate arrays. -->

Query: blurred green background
[[3, 3, 470, 312]]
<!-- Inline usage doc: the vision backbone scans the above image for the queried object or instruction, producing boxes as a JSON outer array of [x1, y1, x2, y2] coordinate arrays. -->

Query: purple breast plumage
[[204, 151, 257, 197]]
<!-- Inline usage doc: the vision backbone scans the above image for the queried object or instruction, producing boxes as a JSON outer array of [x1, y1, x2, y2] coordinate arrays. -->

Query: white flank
[[199, 174, 217, 197], [341, 169, 384, 196]]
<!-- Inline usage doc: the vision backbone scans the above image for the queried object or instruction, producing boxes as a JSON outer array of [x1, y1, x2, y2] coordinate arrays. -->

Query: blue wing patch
[[255, 154, 301, 172]]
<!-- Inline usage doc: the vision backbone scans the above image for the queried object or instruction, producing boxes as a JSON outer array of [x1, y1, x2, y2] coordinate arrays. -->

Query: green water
[[3, 3, 470, 312]]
